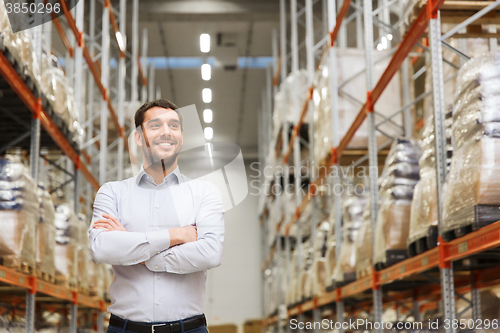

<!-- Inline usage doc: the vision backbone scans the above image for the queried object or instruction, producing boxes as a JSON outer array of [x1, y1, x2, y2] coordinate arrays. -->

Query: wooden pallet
[[442, 204, 500, 242], [408, 226, 438, 257], [334, 272, 356, 288], [374, 250, 408, 271], [355, 266, 372, 279], [0, 257, 35, 275], [36, 270, 55, 283], [78, 286, 89, 296], [55, 275, 77, 290]]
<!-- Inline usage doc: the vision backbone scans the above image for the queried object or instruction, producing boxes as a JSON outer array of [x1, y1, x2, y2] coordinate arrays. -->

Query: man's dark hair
[[134, 99, 182, 130]]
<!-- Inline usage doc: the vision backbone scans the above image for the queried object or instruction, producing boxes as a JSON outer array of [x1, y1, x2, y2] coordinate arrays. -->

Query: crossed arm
[[88, 182, 225, 274]]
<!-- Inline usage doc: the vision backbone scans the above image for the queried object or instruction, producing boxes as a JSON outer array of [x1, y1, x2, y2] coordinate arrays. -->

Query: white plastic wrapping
[[333, 191, 367, 283], [36, 186, 56, 279], [272, 70, 309, 144], [443, 53, 500, 231], [373, 138, 421, 266], [443, 137, 500, 230], [0, 158, 38, 270], [354, 200, 372, 278], [54, 204, 78, 286]]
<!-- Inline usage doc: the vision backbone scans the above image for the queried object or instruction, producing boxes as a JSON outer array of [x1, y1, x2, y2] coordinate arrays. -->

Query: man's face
[[135, 107, 183, 165]]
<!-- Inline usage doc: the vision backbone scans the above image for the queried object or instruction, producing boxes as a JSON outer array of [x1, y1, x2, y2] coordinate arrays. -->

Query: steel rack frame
[[259, 1, 500, 333]]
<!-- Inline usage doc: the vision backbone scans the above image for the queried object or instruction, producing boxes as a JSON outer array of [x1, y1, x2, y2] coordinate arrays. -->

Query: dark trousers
[[107, 315, 208, 333]]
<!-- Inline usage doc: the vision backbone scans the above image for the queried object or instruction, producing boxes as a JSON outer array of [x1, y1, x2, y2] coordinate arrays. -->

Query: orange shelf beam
[[57, 0, 127, 153], [0, 265, 107, 310], [104, 0, 126, 59], [0, 52, 100, 190], [446, 220, 500, 262], [378, 248, 440, 285], [340, 275, 372, 298]]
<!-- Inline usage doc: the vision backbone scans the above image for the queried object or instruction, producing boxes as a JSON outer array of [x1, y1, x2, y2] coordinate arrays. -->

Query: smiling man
[[89, 99, 225, 333]]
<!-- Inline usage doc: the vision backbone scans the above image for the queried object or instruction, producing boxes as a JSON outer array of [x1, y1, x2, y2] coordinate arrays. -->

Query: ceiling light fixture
[[204, 127, 213, 140], [204, 109, 213, 123], [202, 88, 212, 103], [200, 33, 210, 53], [201, 63, 211, 81]]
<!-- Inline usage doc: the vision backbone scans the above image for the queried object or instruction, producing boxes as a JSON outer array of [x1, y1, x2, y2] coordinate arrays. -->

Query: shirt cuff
[[145, 229, 171, 256], [145, 253, 166, 272]]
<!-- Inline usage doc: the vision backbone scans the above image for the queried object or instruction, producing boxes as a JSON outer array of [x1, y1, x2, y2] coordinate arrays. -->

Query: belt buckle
[[151, 324, 166, 333]]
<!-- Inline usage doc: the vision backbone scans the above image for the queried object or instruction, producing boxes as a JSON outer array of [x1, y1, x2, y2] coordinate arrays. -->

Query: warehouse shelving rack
[[0, 1, 159, 333], [259, 1, 500, 333]]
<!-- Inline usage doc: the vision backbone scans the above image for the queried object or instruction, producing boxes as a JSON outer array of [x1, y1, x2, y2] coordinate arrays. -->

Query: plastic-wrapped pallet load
[[54, 204, 78, 287], [36, 186, 56, 281], [271, 70, 309, 147], [373, 138, 421, 269], [333, 189, 367, 285], [311, 49, 403, 167], [286, 249, 298, 306], [443, 53, 500, 237], [299, 240, 314, 301], [311, 221, 330, 296], [324, 233, 336, 287], [354, 199, 372, 278], [408, 113, 452, 253], [40, 53, 84, 150], [0, 158, 38, 271], [77, 213, 89, 293]]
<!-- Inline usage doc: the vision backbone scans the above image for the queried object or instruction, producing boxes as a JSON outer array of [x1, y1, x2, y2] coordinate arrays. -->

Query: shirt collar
[[136, 165, 181, 186]]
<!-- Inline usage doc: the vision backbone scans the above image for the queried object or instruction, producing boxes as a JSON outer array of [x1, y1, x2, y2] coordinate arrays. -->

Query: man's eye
[[151, 124, 160, 128], [171, 124, 178, 128]]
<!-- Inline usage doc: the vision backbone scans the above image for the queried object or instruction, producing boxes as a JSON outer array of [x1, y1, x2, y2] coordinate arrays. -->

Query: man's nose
[[159, 123, 172, 136]]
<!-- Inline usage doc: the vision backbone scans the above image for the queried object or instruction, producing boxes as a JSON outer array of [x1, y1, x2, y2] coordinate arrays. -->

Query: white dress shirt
[[88, 166, 225, 322]]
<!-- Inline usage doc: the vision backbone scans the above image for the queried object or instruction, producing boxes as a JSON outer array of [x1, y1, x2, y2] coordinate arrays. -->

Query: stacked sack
[[271, 70, 309, 145], [54, 204, 78, 287], [408, 113, 452, 250], [443, 52, 500, 231], [354, 198, 372, 278], [0, 158, 38, 270], [299, 240, 314, 301], [0, 3, 40, 87], [373, 138, 421, 268], [333, 188, 367, 284], [311, 221, 330, 296], [286, 249, 300, 306], [36, 186, 56, 279], [41, 53, 83, 149]]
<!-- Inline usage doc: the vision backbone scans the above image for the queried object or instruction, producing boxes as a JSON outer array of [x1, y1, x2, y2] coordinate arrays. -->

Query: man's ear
[[134, 128, 143, 147]]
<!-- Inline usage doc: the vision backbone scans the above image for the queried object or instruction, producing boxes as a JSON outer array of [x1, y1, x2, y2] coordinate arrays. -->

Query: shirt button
[[155, 265, 159, 269], [157, 251, 160, 254], [156, 301, 160, 305], [156, 227, 160, 231], [157, 187, 160, 190], [179, 270, 183, 273], [155, 206, 159, 209], [157, 276, 161, 279]]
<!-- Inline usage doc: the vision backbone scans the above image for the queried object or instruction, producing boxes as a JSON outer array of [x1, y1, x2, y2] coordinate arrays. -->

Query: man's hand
[[92, 213, 127, 232], [168, 225, 197, 247]]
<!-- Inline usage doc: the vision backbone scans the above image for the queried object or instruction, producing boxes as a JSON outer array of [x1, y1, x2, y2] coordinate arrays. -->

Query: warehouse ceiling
[[130, 0, 281, 161]]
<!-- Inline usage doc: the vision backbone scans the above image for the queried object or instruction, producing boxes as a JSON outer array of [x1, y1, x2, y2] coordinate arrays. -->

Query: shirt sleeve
[[89, 182, 171, 266], [145, 182, 225, 274]]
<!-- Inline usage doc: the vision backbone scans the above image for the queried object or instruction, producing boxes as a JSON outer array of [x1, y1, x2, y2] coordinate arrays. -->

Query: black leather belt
[[109, 314, 207, 333]]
